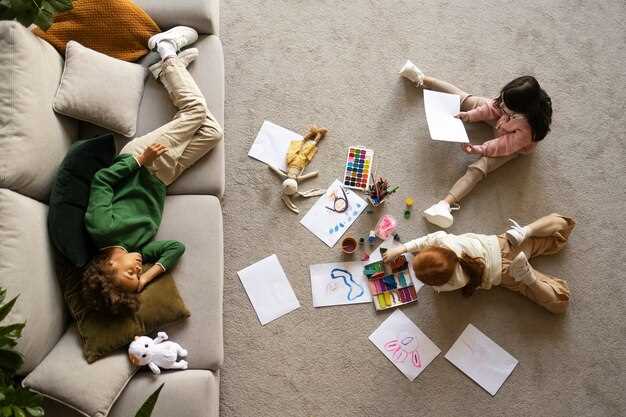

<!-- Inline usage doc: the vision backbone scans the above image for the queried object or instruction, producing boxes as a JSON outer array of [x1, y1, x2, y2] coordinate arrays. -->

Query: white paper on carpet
[[310, 261, 372, 307], [248, 120, 301, 171], [423, 89, 469, 143]]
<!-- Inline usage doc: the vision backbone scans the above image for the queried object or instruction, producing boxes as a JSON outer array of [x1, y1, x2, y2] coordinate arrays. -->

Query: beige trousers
[[422, 76, 517, 202], [120, 57, 223, 185], [497, 214, 575, 314]]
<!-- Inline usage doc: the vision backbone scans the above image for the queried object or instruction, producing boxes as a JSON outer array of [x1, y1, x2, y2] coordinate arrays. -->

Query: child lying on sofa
[[82, 26, 223, 314]]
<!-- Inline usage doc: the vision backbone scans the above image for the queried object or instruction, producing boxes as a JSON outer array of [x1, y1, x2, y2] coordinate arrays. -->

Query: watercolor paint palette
[[343, 146, 374, 191], [363, 257, 418, 310]]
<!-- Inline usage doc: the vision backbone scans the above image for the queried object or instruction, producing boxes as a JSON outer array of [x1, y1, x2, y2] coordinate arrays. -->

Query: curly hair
[[81, 252, 141, 315]]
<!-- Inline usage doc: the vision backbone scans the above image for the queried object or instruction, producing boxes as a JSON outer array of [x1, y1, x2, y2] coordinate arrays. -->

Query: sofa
[[0, 1, 224, 416]]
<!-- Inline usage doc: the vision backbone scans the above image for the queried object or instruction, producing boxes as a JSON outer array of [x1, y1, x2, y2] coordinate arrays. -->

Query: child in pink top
[[399, 61, 553, 228]]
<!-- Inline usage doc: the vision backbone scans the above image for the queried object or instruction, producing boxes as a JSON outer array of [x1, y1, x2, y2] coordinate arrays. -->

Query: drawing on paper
[[330, 268, 364, 301], [384, 332, 422, 368], [326, 188, 363, 234]]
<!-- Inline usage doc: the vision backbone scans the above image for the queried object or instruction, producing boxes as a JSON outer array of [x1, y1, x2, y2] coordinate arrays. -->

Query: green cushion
[[48, 134, 116, 267], [57, 260, 191, 363]]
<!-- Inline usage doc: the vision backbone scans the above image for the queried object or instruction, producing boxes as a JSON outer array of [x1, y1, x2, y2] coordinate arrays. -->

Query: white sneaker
[[509, 252, 536, 285], [505, 218, 529, 247], [399, 60, 425, 86], [423, 201, 457, 229], [149, 48, 199, 79], [148, 26, 199, 52]]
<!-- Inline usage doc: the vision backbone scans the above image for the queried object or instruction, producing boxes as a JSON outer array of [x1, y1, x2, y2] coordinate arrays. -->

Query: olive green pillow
[[58, 261, 190, 363]]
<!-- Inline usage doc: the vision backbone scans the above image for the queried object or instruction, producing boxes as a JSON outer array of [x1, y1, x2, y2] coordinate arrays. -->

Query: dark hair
[[411, 246, 485, 297], [494, 76, 552, 142], [81, 252, 140, 315]]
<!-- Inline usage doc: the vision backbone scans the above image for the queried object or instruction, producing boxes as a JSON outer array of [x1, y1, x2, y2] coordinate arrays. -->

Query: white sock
[[157, 40, 177, 60]]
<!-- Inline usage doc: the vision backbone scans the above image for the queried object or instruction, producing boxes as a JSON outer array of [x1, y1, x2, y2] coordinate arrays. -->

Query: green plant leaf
[[135, 383, 164, 417], [12, 406, 25, 417], [0, 349, 23, 373], [0, 296, 18, 323], [1, 406, 12, 417], [24, 407, 43, 417], [0, 324, 24, 340]]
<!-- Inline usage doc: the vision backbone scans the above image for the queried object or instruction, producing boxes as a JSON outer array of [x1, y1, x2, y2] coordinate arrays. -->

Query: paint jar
[[341, 237, 357, 254]]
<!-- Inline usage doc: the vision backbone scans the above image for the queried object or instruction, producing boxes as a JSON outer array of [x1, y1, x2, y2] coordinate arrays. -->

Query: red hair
[[411, 246, 485, 296]]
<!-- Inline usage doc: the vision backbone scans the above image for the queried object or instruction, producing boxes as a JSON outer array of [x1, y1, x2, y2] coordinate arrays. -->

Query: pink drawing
[[384, 335, 422, 368]]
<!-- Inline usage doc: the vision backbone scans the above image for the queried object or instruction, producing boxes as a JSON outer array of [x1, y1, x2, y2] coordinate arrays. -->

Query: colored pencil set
[[363, 259, 418, 310]]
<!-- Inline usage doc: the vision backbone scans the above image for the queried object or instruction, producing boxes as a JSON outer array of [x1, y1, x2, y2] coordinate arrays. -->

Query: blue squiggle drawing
[[330, 268, 365, 301]]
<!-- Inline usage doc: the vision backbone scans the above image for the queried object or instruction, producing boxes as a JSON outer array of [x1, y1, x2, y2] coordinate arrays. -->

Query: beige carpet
[[220, 1, 626, 416]]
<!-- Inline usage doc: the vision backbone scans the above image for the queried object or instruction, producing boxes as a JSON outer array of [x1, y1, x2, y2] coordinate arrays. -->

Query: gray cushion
[[0, 189, 66, 375], [133, 0, 220, 35], [53, 41, 148, 138], [0, 22, 78, 202], [123, 35, 225, 197], [109, 370, 219, 417], [22, 326, 137, 417], [154, 195, 224, 371]]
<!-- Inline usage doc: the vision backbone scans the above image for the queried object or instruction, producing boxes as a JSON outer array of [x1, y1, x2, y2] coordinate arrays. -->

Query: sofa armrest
[[133, 0, 219, 35]]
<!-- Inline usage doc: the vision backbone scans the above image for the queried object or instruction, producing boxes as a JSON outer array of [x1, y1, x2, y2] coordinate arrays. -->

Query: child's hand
[[138, 143, 168, 166], [461, 144, 482, 155], [455, 112, 471, 122], [383, 246, 405, 263]]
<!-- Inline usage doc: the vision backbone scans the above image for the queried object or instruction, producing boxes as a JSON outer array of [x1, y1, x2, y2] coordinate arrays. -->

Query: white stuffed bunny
[[128, 332, 188, 374]]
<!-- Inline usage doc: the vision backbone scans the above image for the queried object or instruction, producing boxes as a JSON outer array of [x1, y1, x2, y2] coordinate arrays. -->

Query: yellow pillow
[[33, 0, 160, 62]]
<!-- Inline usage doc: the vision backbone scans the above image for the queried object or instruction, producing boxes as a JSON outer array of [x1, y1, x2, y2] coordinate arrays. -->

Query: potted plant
[[0, 0, 73, 31]]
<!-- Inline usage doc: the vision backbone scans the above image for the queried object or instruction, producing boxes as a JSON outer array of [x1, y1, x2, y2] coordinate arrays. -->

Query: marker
[[384, 292, 392, 306], [398, 272, 407, 287], [408, 286, 417, 300], [369, 280, 378, 295], [378, 293, 386, 307]]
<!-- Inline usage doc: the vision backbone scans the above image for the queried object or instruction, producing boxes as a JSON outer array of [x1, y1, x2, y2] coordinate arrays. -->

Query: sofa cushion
[[61, 264, 190, 363], [0, 22, 78, 202], [0, 189, 66, 375], [154, 195, 224, 370], [48, 134, 116, 267], [54, 41, 148, 138], [23, 326, 137, 417], [119, 34, 225, 197], [133, 0, 220, 35], [33, 0, 161, 62], [109, 370, 219, 417]]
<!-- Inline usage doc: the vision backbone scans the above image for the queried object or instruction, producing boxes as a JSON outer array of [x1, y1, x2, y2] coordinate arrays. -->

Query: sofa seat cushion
[[133, 0, 220, 35], [81, 35, 225, 197], [155, 195, 224, 370], [0, 189, 66, 375], [0, 22, 78, 202], [110, 370, 219, 417]]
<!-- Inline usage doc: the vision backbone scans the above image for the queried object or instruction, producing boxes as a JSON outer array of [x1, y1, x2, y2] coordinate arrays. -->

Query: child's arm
[[138, 240, 186, 291], [468, 128, 533, 157], [85, 155, 141, 234], [458, 100, 502, 123], [383, 231, 448, 262]]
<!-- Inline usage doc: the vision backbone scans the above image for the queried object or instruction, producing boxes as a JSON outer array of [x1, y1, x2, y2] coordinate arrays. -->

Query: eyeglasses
[[326, 186, 349, 213]]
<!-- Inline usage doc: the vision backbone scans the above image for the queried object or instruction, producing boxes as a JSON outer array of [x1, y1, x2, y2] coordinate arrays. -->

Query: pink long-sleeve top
[[466, 99, 536, 157]]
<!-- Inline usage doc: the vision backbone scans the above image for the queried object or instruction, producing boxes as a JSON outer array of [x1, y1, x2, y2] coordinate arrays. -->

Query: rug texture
[[221, 1, 625, 416]]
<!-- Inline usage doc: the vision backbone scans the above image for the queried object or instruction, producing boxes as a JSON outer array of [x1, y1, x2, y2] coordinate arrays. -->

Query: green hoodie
[[85, 154, 184, 270]]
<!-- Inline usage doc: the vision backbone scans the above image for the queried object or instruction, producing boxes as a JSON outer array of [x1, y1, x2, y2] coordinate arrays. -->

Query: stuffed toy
[[269, 126, 328, 214], [128, 332, 188, 374]]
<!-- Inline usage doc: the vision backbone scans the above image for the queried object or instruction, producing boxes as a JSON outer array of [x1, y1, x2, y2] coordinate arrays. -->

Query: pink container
[[375, 214, 398, 240]]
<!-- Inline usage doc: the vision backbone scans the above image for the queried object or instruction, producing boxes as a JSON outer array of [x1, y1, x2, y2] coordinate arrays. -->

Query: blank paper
[[445, 324, 518, 396], [248, 120, 302, 171], [423, 89, 469, 143], [237, 254, 301, 325]]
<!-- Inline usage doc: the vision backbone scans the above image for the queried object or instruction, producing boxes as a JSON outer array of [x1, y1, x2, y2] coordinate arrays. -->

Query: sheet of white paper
[[423, 89, 469, 143], [237, 254, 301, 325], [300, 179, 367, 247], [369, 310, 441, 381], [310, 261, 372, 307], [248, 120, 302, 171], [445, 324, 518, 396], [370, 239, 424, 294]]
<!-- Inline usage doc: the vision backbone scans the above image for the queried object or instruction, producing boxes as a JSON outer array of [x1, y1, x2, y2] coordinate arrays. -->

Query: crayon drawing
[[310, 261, 372, 307], [330, 268, 364, 301], [301, 179, 367, 247], [384, 333, 422, 368], [369, 310, 441, 381]]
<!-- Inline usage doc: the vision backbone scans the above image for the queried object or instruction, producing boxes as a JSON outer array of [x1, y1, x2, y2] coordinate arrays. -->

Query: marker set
[[343, 146, 374, 191], [363, 259, 418, 310]]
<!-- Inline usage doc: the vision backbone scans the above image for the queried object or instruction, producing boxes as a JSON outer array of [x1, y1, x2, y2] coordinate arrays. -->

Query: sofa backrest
[[0, 21, 78, 202], [133, 0, 220, 36]]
